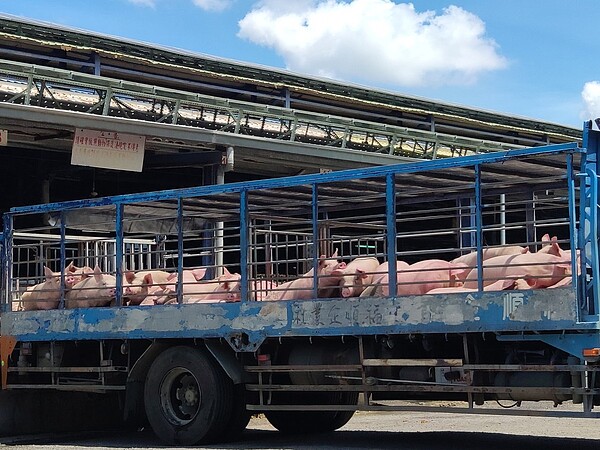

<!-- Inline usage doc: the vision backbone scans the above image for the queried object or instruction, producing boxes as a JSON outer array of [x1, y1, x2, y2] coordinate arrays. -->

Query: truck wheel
[[144, 346, 233, 445], [265, 391, 357, 434], [222, 384, 252, 441]]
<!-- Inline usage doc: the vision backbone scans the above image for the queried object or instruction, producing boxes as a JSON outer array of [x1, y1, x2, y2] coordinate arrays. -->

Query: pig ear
[[191, 268, 206, 281], [524, 277, 539, 288], [82, 266, 94, 277], [541, 233, 551, 244], [332, 248, 339, 258], [450, 264, 470, 280], [318, 255, 326, 266], [125, 271, 136, 284], [521, 247, 529, 254], [43, 266, 54, 280], [66, 261, 75, 272], [355, 268, 368, 280], [547, 242, 562, 256], [222, 267, 231, 276], [93, 265, 103, 282], [143, 273, 154, 286]]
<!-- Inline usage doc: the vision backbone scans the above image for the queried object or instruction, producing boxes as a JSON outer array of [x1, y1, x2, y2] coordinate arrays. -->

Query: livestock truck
[[0, 121, 600, 445]]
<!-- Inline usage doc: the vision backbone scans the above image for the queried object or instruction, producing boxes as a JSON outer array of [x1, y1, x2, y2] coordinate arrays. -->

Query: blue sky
[[1, 0, 599, 128]]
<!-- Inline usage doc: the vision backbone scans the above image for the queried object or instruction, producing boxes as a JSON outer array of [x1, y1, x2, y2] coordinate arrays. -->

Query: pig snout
[[226, 291, 240, 302], [341, 287, 353, 298]]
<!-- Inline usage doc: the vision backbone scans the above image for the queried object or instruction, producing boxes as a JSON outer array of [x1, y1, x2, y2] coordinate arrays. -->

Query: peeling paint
[[0, 289, 581, 343]]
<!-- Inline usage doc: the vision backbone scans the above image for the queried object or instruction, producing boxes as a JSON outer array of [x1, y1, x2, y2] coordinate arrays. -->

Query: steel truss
[[0, 59, 532, 160]]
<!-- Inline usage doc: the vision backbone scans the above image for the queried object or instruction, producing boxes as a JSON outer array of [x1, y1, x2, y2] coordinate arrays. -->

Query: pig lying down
[[15, 236, 576, 309], [263, 251, 346, 301]]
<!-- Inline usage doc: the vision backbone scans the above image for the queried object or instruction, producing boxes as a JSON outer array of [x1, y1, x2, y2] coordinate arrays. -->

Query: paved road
[[4, 406, 600, 450]]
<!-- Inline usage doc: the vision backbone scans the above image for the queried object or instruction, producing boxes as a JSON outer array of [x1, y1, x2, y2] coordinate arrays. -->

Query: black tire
[[144, 346, 233, 445], [222, 384, 252, 442], [265, 391, 357, 434]]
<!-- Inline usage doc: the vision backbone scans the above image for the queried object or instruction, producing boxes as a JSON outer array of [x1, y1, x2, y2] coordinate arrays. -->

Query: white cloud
[[127, 0, 156, 7], [193, 0, 233, 12], [238, 0, 507, 87], [582, 81, 600, 125]]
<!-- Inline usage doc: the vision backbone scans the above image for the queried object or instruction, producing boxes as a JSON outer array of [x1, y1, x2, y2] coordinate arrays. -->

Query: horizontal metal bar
[[13, 231, 156, 245], [244, 364, 362, 373], [0, 59, 533, 157], [7, 366, 128, 373], [6, 384, 126, 391], [245, 362, 598, 372], [462, 364, 600, 372], [245, 384, 600, 395], [246, 403, 600, 418], [362, 358, 463, 367]]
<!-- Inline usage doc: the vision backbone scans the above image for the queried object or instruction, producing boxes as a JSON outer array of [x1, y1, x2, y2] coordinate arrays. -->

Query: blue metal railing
[[579, 122, 600, 320]]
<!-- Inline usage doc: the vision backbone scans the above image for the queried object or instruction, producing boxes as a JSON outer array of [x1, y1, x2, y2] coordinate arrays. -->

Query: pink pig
[[426, 278, 526, 294], [20, 266, 62, 311], [61, 261, 93, 289], [396, 259, 470, 295], [263, 252, 346, 301], [65, 265, 117, 308], [537, 234, 580, 276], [154, 267, 239, 304], [123, 270, 173, 306], [315, 249, 348, 298], [183, 268, 241, 303], [462, 252, 571, 290], [20, 263, 94, 311], [159, 268, 209, 298], [333, 257, 381, 298], [360, 261, 410, 297], [452, 246, 529, 270]]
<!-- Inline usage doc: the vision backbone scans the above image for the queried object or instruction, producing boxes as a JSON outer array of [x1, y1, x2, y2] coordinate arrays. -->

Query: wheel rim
[[159, 367, 202, 426]]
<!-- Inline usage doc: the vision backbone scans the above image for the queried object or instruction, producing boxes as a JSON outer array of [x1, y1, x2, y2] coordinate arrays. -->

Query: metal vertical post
[[24, 74, 33, 106], [499, 193, 506, 245], [312, 183, 319, 299], [525, 189, 536, 251], [386, 173, 397, 297], [462, 335, 473, 408], [566, 153, 581, 318], [114, 203, 124, 307], [171, 99, 181, 125], [474, 165, 484, 291], [177, 198, 184, 304], [240, 190, 249, 303], [94, 53, 101, 76], [215, 166, 225, 276], [102, 88, 112, 116], [59, 211, 66, 309], [1, 215, 11, 312]]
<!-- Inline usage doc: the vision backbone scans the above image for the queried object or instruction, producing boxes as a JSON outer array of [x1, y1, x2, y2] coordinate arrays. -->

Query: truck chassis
[[1, 123, 599, 444]]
